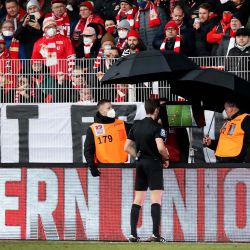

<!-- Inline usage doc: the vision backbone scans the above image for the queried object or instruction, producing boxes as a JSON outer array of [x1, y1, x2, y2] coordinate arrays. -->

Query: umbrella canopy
[[101, 50, 198, 85], [170, 68, 250, 112]]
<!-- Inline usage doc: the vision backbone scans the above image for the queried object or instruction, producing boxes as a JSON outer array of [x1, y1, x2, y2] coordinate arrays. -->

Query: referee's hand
[[163, 160, 170, 168]]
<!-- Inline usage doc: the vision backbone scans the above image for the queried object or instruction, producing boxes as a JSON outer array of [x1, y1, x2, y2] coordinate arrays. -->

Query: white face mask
[[83, 37, 93, 45], [104, 44, 111, 55], [107, 108, 116, 118], [222, 109, 228, 120], [118, 30, 128, 39], [2, 30, 13, 37], [46, 27, 56, 37], [32, 11, 41, 20]]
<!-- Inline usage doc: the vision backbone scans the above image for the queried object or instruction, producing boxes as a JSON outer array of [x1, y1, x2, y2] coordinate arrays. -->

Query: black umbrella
[[101, 50, 198, 84], [170, 68, 250, 112]]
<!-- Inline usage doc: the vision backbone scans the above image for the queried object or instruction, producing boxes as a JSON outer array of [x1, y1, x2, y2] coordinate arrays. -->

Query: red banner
[[0, 167, 250, 242]]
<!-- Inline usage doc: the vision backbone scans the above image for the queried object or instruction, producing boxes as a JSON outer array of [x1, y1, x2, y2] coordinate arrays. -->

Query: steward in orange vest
[[203, 100, 250, 163], [84, 99, 131, 177]]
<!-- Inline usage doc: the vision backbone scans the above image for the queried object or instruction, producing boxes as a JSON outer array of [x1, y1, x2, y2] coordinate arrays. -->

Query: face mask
[[104, 44, 111, 55], [222, 109, 228, 119], [137, 0, 147, 9], [2, 30, 13, 37], [32, 11, 41, 20], [46, 28, 56, 37], [118, 30, 128, 39], [83, 37, 93, 45], [223, 12, 232, 24], [107, 108, 116, 118], [106, 26, 116, 34]]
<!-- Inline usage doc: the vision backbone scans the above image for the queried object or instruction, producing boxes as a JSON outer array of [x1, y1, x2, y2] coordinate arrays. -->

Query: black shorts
[[135, 158, 164, 191]]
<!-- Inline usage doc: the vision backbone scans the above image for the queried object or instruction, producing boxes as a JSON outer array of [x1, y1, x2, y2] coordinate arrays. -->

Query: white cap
[[26, 0, 40, 10]]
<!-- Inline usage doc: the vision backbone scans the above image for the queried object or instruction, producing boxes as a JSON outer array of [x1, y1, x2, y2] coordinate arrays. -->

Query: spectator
[[4, 0, 26, 29], [14, 0, 44, 59], [116, 0, 137, 29], [45, 0, 78, 38], [207, 10, 233, 55], [157, 20, 186, 54], [0, 71, 15, 103], [228, 27, 250, 56], [1, 20, 26, 59], [153, 4, 192, 54], [75, 25, 101, 58], [84, 99, 131, 177], [122, 29, 146, 56], [203, 99, 250, 163], [30, 59, 56, 103], [78, 87, 94, 103], [116, 19, 131, 52], [191, 3, 218, 56], [104, 18, 118, 41], [0, 0, 7, 24], [134, 0, 167, 50], [72, 1, 104, 49], [32, 17, 76, 77], [216, 14, 242, 56]]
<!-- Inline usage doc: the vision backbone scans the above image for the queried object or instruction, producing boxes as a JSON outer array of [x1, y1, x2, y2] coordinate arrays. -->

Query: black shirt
[[128, 117, 166, 159]]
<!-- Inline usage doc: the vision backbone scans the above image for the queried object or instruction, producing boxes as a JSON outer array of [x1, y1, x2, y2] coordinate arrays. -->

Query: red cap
[[164, 20, 178, 33], [80, 1, 94, 12], [127, 29, 140, 39]]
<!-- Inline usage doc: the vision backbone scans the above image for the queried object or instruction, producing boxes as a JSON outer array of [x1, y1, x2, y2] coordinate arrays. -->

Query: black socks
[[130, 204, 141, 237], [151, 203, 161, 237]]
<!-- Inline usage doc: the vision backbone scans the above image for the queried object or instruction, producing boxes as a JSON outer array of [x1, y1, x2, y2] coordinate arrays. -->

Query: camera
[[29, 14, 36, 22]]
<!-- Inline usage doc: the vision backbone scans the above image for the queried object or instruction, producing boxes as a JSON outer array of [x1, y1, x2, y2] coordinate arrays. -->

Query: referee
[[124, 99, 170, 242]]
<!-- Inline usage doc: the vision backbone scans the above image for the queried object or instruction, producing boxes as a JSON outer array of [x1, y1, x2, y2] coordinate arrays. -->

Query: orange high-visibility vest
[[215, 113, 249, 157], [90, 119, 128, 163]]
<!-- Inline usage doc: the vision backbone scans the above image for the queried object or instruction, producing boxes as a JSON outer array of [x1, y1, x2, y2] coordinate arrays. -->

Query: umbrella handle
[[206, 112, 215, 137]]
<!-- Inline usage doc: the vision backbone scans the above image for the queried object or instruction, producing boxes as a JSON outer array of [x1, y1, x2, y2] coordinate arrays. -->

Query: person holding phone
[[14, 0, 44, 58]]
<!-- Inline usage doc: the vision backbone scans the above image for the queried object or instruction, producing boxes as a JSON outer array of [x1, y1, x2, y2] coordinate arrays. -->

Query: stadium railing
[[0, 56, 249, 104]]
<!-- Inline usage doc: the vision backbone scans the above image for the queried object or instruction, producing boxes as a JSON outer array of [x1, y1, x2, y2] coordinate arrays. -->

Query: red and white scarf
[[84, 44, 93, 58], [160, 35, 181, 53], [73, 15, 95, 35], [9, 38, 20, 59], [93, 48, 104, 69], [116, 38, 127, 51], [134, 2, 160, 29], [50, 12, 70, 38], [116, 8, 137, 29]]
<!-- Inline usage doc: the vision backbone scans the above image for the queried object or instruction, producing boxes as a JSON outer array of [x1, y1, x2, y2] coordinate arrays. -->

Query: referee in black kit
[[124, 99, 170, 242]]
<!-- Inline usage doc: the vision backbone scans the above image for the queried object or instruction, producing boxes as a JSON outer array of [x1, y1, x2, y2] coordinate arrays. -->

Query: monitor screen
[[161, 103, 198, 127]]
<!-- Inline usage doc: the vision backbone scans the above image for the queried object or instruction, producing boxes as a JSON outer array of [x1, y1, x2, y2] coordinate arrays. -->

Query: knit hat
[[82, 26, 96, 36], [51, 0, 66, 5], [42, 17, 57, 31], [117, 19, 131, 30], [230, 13, 242, 24], [127, 29, 140, 39], [87, 23, 105, 39], [236, 27, 250, 37], [101, 32, 115, 44], [79, 1, 94, 12], [0, 35, 5, 44], [164, 20, 178, 33], [26, 0, 40, 10], [120, 0, 133, 6]]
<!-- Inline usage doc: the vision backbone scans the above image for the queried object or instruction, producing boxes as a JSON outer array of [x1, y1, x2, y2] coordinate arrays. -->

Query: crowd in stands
[[0, 0, 249, 103]]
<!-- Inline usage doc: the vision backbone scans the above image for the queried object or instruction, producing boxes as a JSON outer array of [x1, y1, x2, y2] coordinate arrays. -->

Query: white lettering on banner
[[26, 169, 59, 240], [0, 169, 21, 239], [64, 169, 99, 240], [204, 169, 217, 241], [162, 169, 197, 241], [224, 168, 250, 241]]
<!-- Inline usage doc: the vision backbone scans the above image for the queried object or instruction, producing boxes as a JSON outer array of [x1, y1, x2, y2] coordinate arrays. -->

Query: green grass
[[1, 241, 250, 250], [166, 105, 193, 127]]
